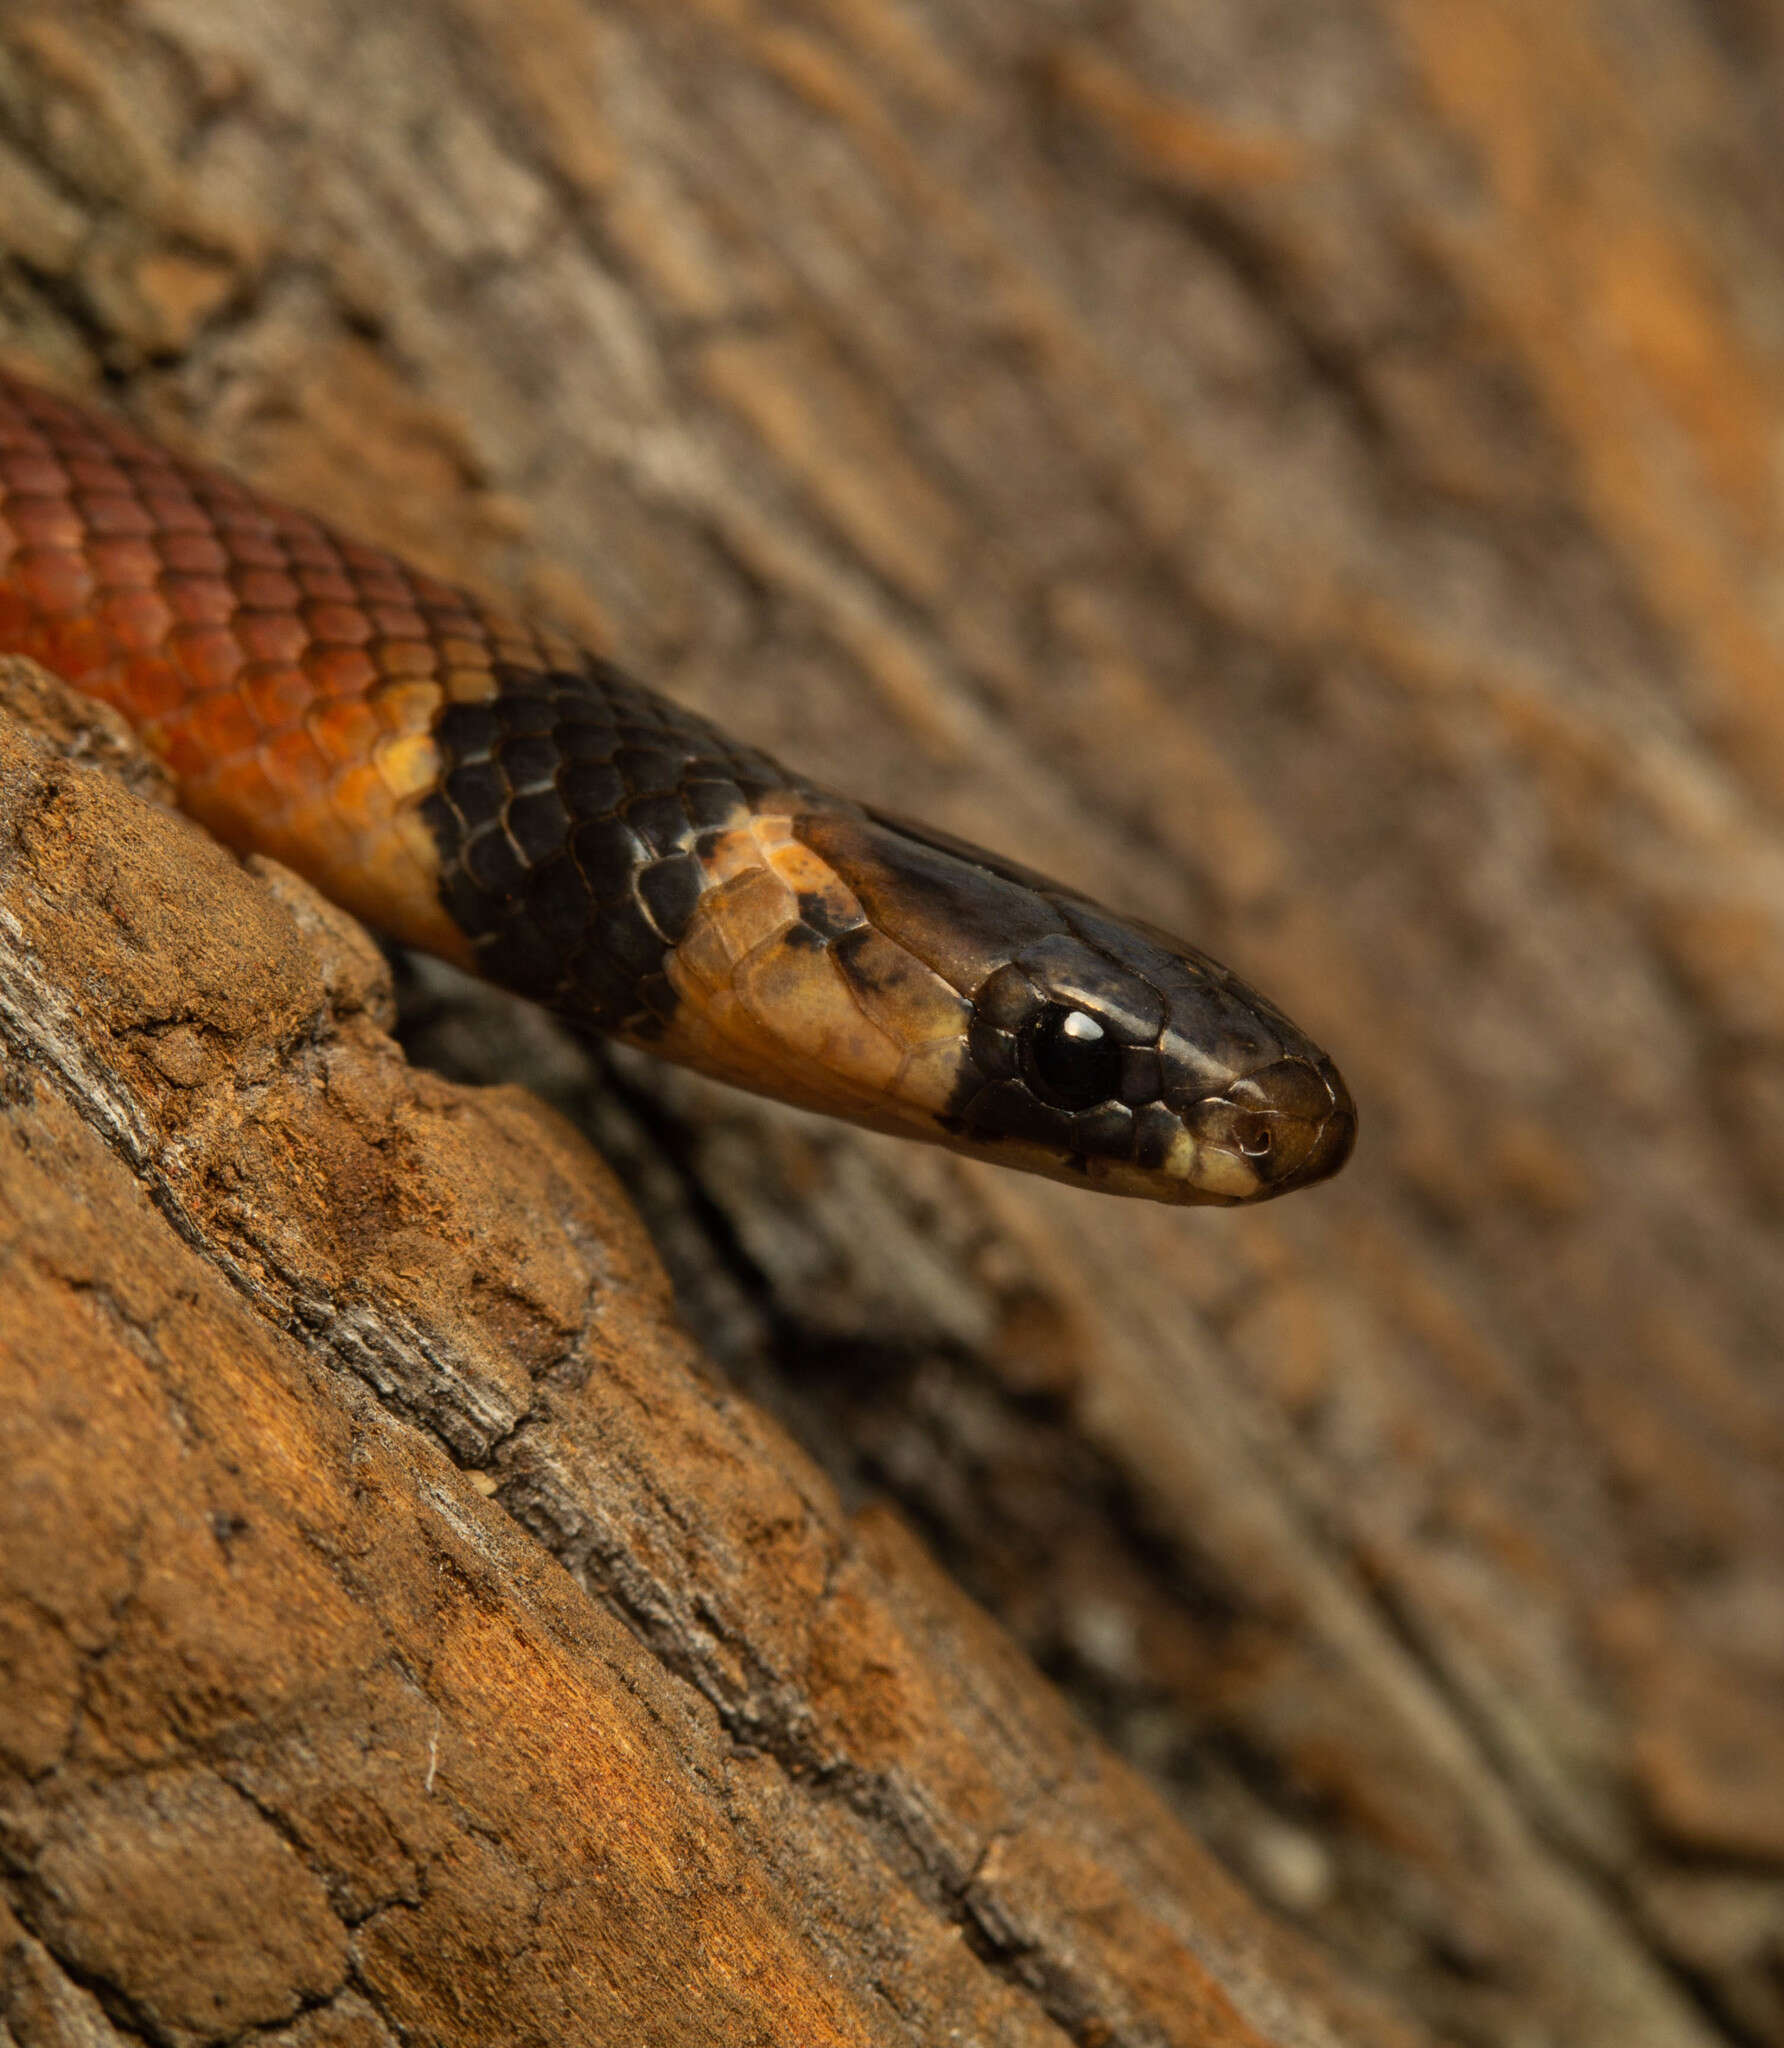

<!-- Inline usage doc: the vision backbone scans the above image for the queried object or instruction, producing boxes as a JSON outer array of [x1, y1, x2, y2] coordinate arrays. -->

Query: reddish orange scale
[[330, 761, 396, 829], [159, 531, 228, 575], [428, 612, 485, 646], [139, 490, 211, 535], [236, 608, 308, 665], [246, 719, 326, 798], [410, 572, 468, 611], [4, 454, 68, 494], [96, 584, 174, 654], [308, 700, 384, 768], [18, 545, 93, 616], [156, 726, 215, 783], [308, 643, 378, 699], [341, 560, 413, 606], [285, 530, 345, 572], [168, 622, 247, 692], [40, 617, 117, 684], [88, 534, 162, 587], [9, 496, 83, 550], [160, 572, 237, 629], [234, 558, 300, 602], [68, 459, 131, 496], [295, 565, 355, 605], [200, 478, 261, 515], [0, 373, 500, 961], [370, 603, 427, 641], [242, 663, 318, 731], [214, 752, 285, 822], [220, 527, 290, 571], [183, 688, 267, 762], [369, 638, 439, 680], [119, 656, 196, 723], [302, 600, 372, 645], [280, 794, 356, 867]]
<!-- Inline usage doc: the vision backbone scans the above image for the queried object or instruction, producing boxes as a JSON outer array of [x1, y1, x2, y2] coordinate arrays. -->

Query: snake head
[[955, 919, 1356, 1204], [658, 804, 1357, 1207]]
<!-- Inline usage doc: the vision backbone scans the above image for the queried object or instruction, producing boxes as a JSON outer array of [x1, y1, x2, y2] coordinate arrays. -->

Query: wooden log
[[3, 2, 1782, 2042], [0, 656, 1426, 2043]]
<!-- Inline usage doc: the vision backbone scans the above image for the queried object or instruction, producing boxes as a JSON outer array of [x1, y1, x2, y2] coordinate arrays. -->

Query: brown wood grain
[[2, 3, 1782, 2043], [0, 658, 1423, 2045]]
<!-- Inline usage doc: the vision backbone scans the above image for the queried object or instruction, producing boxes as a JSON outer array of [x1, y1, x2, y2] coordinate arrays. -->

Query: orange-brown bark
[[0, 659, 1421, 2043], [4, 3, 1783, 2043]]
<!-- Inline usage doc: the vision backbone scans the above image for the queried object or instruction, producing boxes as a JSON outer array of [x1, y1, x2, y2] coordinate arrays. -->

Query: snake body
[[0, 370, 1354, 1203]]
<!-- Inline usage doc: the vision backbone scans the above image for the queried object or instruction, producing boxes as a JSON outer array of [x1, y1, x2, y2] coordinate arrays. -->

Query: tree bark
[[3, 4, 1783, 2045]]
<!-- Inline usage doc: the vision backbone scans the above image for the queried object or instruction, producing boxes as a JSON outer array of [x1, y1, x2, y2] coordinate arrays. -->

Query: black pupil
[[1027, 1005, 1123, 1110]]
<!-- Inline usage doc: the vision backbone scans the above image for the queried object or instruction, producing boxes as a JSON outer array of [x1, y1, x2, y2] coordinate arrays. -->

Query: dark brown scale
[[421, 659, 790, 1034]]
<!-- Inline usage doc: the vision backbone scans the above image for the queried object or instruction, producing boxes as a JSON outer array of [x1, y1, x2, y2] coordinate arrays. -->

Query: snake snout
[[1188, 1055, 1356, 1198]]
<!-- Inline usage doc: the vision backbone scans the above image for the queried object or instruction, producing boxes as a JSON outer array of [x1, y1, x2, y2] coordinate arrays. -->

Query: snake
[[0, 368, 1354, 1204]]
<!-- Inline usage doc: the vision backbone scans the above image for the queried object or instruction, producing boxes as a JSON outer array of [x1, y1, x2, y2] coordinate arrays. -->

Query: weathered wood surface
[[2, 657, 1425, 2046], [2, 4, 1782, 2045]]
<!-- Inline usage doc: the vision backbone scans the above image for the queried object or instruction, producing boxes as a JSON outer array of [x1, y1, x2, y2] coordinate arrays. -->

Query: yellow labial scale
[[692, 992, 894, 1119], [892, 1036, 971, 1115], [762, 833, 867, 935], [702, 865, 801, 963], [703, 818, 785, 885], [834, 924, 969, 1045], [673, 985, 811, 1099], [667, 908, 738, 998], [651, 809, 981, 1124], [732, 936, 904, 1094], [661, 827, 805, 1021], [1165, 1127, 1256, 1202]]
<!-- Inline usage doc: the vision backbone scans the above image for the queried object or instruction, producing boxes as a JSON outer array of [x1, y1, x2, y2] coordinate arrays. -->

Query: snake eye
[[1022, 1004, 1124, 1110]]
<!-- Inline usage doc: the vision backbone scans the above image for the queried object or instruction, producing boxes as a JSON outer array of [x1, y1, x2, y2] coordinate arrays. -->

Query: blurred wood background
[[2, 2, 1782, 2043]]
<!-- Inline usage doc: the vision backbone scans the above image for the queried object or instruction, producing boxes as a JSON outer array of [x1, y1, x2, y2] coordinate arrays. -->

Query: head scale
[[651, 803, 1355, 1206]]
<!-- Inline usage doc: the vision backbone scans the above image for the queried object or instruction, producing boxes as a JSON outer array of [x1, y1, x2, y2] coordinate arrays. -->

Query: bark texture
[[2, 4, 1783, 2045], [0, 657, 1422, 2047]]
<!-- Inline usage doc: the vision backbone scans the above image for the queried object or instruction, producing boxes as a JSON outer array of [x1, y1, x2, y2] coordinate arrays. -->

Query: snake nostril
[[1233, 1113, 1274, 1159]]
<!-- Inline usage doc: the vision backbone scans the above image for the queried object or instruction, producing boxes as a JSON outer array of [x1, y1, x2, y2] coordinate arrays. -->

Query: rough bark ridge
[[0, 660, 1419, 2047], [2, 4, 1782, 2046]]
